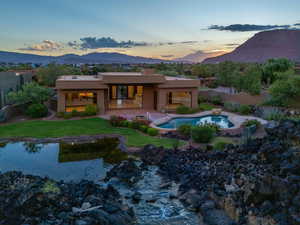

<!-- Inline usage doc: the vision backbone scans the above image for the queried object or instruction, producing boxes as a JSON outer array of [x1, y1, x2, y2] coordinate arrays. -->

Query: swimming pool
[[157, 115, 234, 129]]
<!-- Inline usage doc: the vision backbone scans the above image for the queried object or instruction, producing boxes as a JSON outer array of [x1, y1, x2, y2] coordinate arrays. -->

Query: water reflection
[[23, 142, 43, 153], [0, 138, 128, 182], [59, 138, 128, 164]]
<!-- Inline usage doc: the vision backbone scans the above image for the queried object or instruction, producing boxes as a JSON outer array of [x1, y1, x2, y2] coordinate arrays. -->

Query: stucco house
[[0, 71, 34, 109], [55, 69, 200, 114]]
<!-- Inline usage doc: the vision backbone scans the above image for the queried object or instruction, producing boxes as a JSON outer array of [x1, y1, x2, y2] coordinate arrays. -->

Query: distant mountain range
[[0, 51, 171, 64], [203, 29, 300, 64], [174, 50, 226, 63]]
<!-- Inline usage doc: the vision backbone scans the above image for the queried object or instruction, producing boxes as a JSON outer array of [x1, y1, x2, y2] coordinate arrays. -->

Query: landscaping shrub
[[207, 80, 218, 89], [213, 141, 228, 150], [203, 123, 220, 133], [26, 103, 48, 118], [210, 95, 223, 105], [224, 101, 240, 112], [242, 119, 261, 128], [109, 115, 127, 126], [178, 124, 192, 137], [238, 105, 252, 115], [120, 120, 130, 127], [199, 103, 214, 111], [56, 112, 65, 118], [147, 128, 159, 136], [131, 121, 141, 129], [176, 105, 192, 114], [63, 113, 72, 119], [71, 109, 80, 117], [198, 95, 208, 104], [265, 112, 285, 121], [139, 125, 149, 132], [191, 125, 216, 143], [84, 104, 98, 116]]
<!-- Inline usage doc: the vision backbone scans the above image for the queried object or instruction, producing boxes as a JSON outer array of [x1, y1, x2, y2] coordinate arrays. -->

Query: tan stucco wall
[[57, 90, 65, 112], [142, 86, 155, 110]]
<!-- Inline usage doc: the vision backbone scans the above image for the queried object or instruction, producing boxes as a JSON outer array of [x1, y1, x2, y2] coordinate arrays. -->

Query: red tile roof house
[[55, 69, 200, 114]]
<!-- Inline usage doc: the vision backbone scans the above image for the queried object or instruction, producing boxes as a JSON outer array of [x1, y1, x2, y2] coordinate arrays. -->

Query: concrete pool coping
[[150, 110, 268, 131]]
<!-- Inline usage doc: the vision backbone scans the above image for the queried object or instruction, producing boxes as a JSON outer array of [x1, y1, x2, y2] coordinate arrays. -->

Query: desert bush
[[238, 105, 252, 115], [210, 95, 223, 105], [26, 103, 48, 118], [178, 124, 192, 137], [63, 113, 72, 119], [147, 128, 159, 136], [265, 112, 285, 121], [207, 80, 218, 88], [109, 115, 127, 126], [139, 125, 149, 132], [242, 119, 261, 128], [224, 102, 241, 112], [213, 141, 228, 150], [84, 104, 98, 116], [199, 103, 214, 111], [191, 125, 216, 143], [56, 112, 65, 118], [71, 109, 80, 117], [176, 105, 192, 114], [131, 121, 141, 129], [198, 95, 208, 104]]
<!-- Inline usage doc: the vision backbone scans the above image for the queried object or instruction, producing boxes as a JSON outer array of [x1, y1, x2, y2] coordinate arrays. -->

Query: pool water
[[157, 115, 234, 129]]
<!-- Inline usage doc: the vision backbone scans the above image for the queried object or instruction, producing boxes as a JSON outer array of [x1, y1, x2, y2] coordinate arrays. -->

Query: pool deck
[[150, 110, 268, 131]]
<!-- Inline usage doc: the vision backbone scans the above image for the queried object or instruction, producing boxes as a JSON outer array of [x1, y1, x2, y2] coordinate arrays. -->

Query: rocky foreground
[[0, 172, 135, 225], [139, 120, 300, 225], [1, 119, 300, 225]]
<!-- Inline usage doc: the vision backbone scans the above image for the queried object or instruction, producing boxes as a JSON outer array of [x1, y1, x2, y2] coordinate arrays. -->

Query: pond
[[157, 115, 234, 129], [0, 138, 201, 225], [0, 138, 128, 182]]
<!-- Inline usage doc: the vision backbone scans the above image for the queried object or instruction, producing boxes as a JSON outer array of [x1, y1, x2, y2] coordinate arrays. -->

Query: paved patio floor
[[100, 109, 166, 121]]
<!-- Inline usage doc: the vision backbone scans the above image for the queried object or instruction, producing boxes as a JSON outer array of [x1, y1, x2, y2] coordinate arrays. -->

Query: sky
[[1, 0, 300, 61]]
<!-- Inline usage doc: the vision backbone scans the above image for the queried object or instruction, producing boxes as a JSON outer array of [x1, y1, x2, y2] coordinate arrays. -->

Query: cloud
[[225, 43, 240, 47], [208, 24, 291, 32], [68, 37, 200, 50], [180, 41, 198, 44], [18, 40, 62, 51], [160, 54, 174, 58], [68, 37, 149, 49]]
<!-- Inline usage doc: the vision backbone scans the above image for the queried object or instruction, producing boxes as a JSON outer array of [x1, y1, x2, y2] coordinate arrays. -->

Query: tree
[[269, 75, 300, 106], [7, 82, 53, 105], [241, 65, 262, 95], [216, 61, 239, 87], [191, 64, 217, 78], [262, 58, 294, 85], [36, 63, 82, 86]]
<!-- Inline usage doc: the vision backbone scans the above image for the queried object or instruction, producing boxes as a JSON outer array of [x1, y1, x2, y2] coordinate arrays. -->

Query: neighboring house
[[55, 69, 200, 114], [0, 71, 33, 109]]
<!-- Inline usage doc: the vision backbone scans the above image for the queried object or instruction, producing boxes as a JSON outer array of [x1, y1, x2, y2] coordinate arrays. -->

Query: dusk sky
[[1, 0, 300, 60]]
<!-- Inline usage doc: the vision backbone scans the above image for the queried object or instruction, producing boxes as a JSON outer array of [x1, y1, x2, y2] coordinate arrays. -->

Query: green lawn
[[0, 118, 183, 148]]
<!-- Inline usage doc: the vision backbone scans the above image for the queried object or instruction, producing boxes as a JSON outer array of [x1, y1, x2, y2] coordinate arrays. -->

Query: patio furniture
[[212, 108, 222, 115]]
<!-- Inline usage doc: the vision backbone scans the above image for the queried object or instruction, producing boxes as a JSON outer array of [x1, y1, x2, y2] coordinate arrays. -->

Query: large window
[[166, 91, 191, 110], [109, 85, 143, 109], [65, 92, 97, 112]]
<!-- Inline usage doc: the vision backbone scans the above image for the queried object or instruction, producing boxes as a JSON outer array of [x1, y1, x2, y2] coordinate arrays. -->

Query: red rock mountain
[[203, 29, 300, 64]]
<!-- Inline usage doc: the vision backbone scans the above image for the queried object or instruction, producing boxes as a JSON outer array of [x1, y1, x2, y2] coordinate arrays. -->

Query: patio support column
[[57, 90, 66, 112], [96, 90, 105, 114], [191, 88, 198, 109], [157, 89, 167, 112]]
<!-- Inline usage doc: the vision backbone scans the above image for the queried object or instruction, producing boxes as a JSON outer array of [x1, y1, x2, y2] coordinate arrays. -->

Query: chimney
[[142, 68, 155, 75]]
